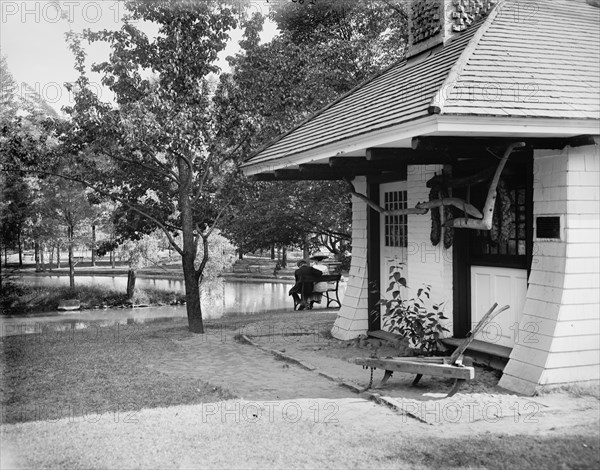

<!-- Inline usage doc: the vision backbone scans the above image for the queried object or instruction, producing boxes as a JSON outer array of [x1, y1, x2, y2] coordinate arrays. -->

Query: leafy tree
[[115, 232, 162, 300], [220, 180, 351, 258], [50, 1, 242, 333], [0, 54, 19, 123], [1, 54, 58, 268], [214, 2, 407, 257], [0, 170, 31, 266], [43, 175, 96, 287]]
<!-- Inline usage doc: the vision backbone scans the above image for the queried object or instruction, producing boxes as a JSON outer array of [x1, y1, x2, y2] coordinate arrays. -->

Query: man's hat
[[310, 252, 329, 261]]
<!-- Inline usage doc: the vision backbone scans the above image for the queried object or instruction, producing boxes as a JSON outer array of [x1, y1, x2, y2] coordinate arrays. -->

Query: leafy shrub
[[379, 263, 449, 355]]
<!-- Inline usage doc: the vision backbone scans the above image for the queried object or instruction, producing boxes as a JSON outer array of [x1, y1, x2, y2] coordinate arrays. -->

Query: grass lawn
[[0, 319, 234, 424]]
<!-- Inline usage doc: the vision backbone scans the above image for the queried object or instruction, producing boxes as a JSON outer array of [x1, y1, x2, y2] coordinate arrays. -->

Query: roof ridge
[[243, 54, 408, 165], [428, 0, 507, 115]]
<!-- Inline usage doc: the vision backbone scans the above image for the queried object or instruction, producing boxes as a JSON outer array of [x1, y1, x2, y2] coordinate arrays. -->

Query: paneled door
[[380, 181, 408, 331], [470, 266, 527, 348]]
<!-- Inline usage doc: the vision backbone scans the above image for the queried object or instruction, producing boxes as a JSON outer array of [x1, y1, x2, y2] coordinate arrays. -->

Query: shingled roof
[[437, 0, 600, 119], [244, 0, 600, 171]]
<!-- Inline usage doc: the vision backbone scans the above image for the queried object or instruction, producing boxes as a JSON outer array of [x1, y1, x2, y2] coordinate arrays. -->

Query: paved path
[[145, 331, 356, 400]]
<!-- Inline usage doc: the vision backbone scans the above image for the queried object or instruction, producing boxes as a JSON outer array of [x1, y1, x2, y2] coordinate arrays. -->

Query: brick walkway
[[145, 330, 356, 401]]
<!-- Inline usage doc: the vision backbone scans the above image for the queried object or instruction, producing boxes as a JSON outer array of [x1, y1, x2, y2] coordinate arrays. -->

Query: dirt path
[[145, 329, 356, 400], [2, 312, 598, 469]]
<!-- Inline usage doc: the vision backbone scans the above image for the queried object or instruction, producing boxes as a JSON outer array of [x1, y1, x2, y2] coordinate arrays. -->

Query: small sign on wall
[[536, 216, 562, 240]]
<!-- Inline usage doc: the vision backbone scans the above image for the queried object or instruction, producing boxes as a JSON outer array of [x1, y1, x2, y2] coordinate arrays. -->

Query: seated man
[[288, 260, 323, 310]]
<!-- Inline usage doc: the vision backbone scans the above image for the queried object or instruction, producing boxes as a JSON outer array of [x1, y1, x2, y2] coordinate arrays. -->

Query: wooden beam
[[412, 135, 596, 153], [353, 357, 474, 380], [366, 148, 457, 164], [274, 169, 343, 180], [329, 156, 367, 167], [299, 163, 331, 173], [251, 173, 276, 181], [569, 135, 598, 148]]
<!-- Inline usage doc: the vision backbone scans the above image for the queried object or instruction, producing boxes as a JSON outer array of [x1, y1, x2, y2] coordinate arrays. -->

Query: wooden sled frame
[[354, 303, 510, 397]]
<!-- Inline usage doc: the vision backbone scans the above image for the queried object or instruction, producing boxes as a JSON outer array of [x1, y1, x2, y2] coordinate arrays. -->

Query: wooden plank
[[366, 148, 458, 164], [354, 358, 474, 380], [374, 356, 447, 364], [273, 169, 343, 181], [367, 330, 401, 342], [299, 274, 341, 283], [413, 136, 582, 152]]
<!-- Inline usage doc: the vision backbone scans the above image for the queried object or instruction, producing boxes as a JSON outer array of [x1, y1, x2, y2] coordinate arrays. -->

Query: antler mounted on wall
[[343, 141, 526, 236], [447, 142, 525, 229], [344, 178, 428, 215]]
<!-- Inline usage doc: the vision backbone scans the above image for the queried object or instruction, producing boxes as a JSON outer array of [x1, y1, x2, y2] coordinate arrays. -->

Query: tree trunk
[[17, 230, 22, 267], [49, 244, 54, 267], [34, 241, 40, 272], [303, 234, 309, 260], [56, 242, 61, 269], [281, 246, 287, 268], [182, 254, 203, 333], [178, 157, 204, 334], [68, 226, 75, 289], [110, 250, 115, 268], [126, 269, 136, 299], [40, 243, 46, 271], [270, 244, 275, 260], [91, 225, 96, 267]]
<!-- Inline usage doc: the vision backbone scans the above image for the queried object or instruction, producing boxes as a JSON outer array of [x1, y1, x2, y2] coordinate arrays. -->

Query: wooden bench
[[354, 303, 509, 396], [292, 274, 342, 310]]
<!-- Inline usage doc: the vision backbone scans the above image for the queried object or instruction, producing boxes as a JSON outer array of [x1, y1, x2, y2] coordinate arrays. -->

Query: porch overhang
[[242, 116, 599, 180]]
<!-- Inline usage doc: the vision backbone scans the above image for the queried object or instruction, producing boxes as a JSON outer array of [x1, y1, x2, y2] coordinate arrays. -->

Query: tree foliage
[[215, 1, 408, 257], [45, 1, 242, 332], [1, 54, 60, 269]]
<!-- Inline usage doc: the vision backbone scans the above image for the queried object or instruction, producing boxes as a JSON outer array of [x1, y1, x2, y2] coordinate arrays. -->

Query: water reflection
[[3, 275, 346, 337], [18, 275, 296, 316]]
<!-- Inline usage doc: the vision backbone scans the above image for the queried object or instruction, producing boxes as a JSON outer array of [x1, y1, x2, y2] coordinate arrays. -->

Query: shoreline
[[8, 269, 297, 283]]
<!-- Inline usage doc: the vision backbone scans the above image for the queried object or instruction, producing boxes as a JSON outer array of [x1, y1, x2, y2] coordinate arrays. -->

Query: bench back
[[298, 273, 341, 283]]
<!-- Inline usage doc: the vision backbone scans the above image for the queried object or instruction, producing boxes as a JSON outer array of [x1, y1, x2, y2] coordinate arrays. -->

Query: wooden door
[[379, 181, 408, 331], [470, 266, 528, 348]]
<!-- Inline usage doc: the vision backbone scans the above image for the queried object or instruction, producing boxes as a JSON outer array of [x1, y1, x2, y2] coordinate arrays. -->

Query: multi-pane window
[[384, 190, 407, 247], [472, 183, 528, 257]]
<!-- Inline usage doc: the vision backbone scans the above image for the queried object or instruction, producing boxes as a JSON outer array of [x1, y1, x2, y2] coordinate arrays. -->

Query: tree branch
[[102, 148, 179, 185], [138, 138, 180, 182], [4, 167, 184, 257], [344, 178, 428, 215]]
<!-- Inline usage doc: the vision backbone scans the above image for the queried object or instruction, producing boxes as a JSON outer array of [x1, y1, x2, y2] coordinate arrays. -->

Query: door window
[[383, 190, 407, 248]]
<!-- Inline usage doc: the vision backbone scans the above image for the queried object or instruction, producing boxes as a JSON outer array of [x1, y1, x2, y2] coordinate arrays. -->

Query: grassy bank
[[0, 282, 186, 316], [0, 318, 234, 424]]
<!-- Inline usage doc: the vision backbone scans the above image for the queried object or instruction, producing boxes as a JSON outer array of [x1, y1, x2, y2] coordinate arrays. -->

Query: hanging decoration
[[344, 142, 526, 247]]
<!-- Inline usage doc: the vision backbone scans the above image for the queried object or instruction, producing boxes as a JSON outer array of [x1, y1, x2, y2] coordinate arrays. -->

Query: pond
[[1, 275, 346, 337]]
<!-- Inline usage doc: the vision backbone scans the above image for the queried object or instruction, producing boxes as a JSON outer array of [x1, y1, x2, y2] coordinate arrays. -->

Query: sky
[[0, 1, 278, 114]]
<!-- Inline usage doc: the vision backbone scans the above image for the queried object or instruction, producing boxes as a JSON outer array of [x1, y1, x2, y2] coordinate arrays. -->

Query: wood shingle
[[244, 0, 600, 170]]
